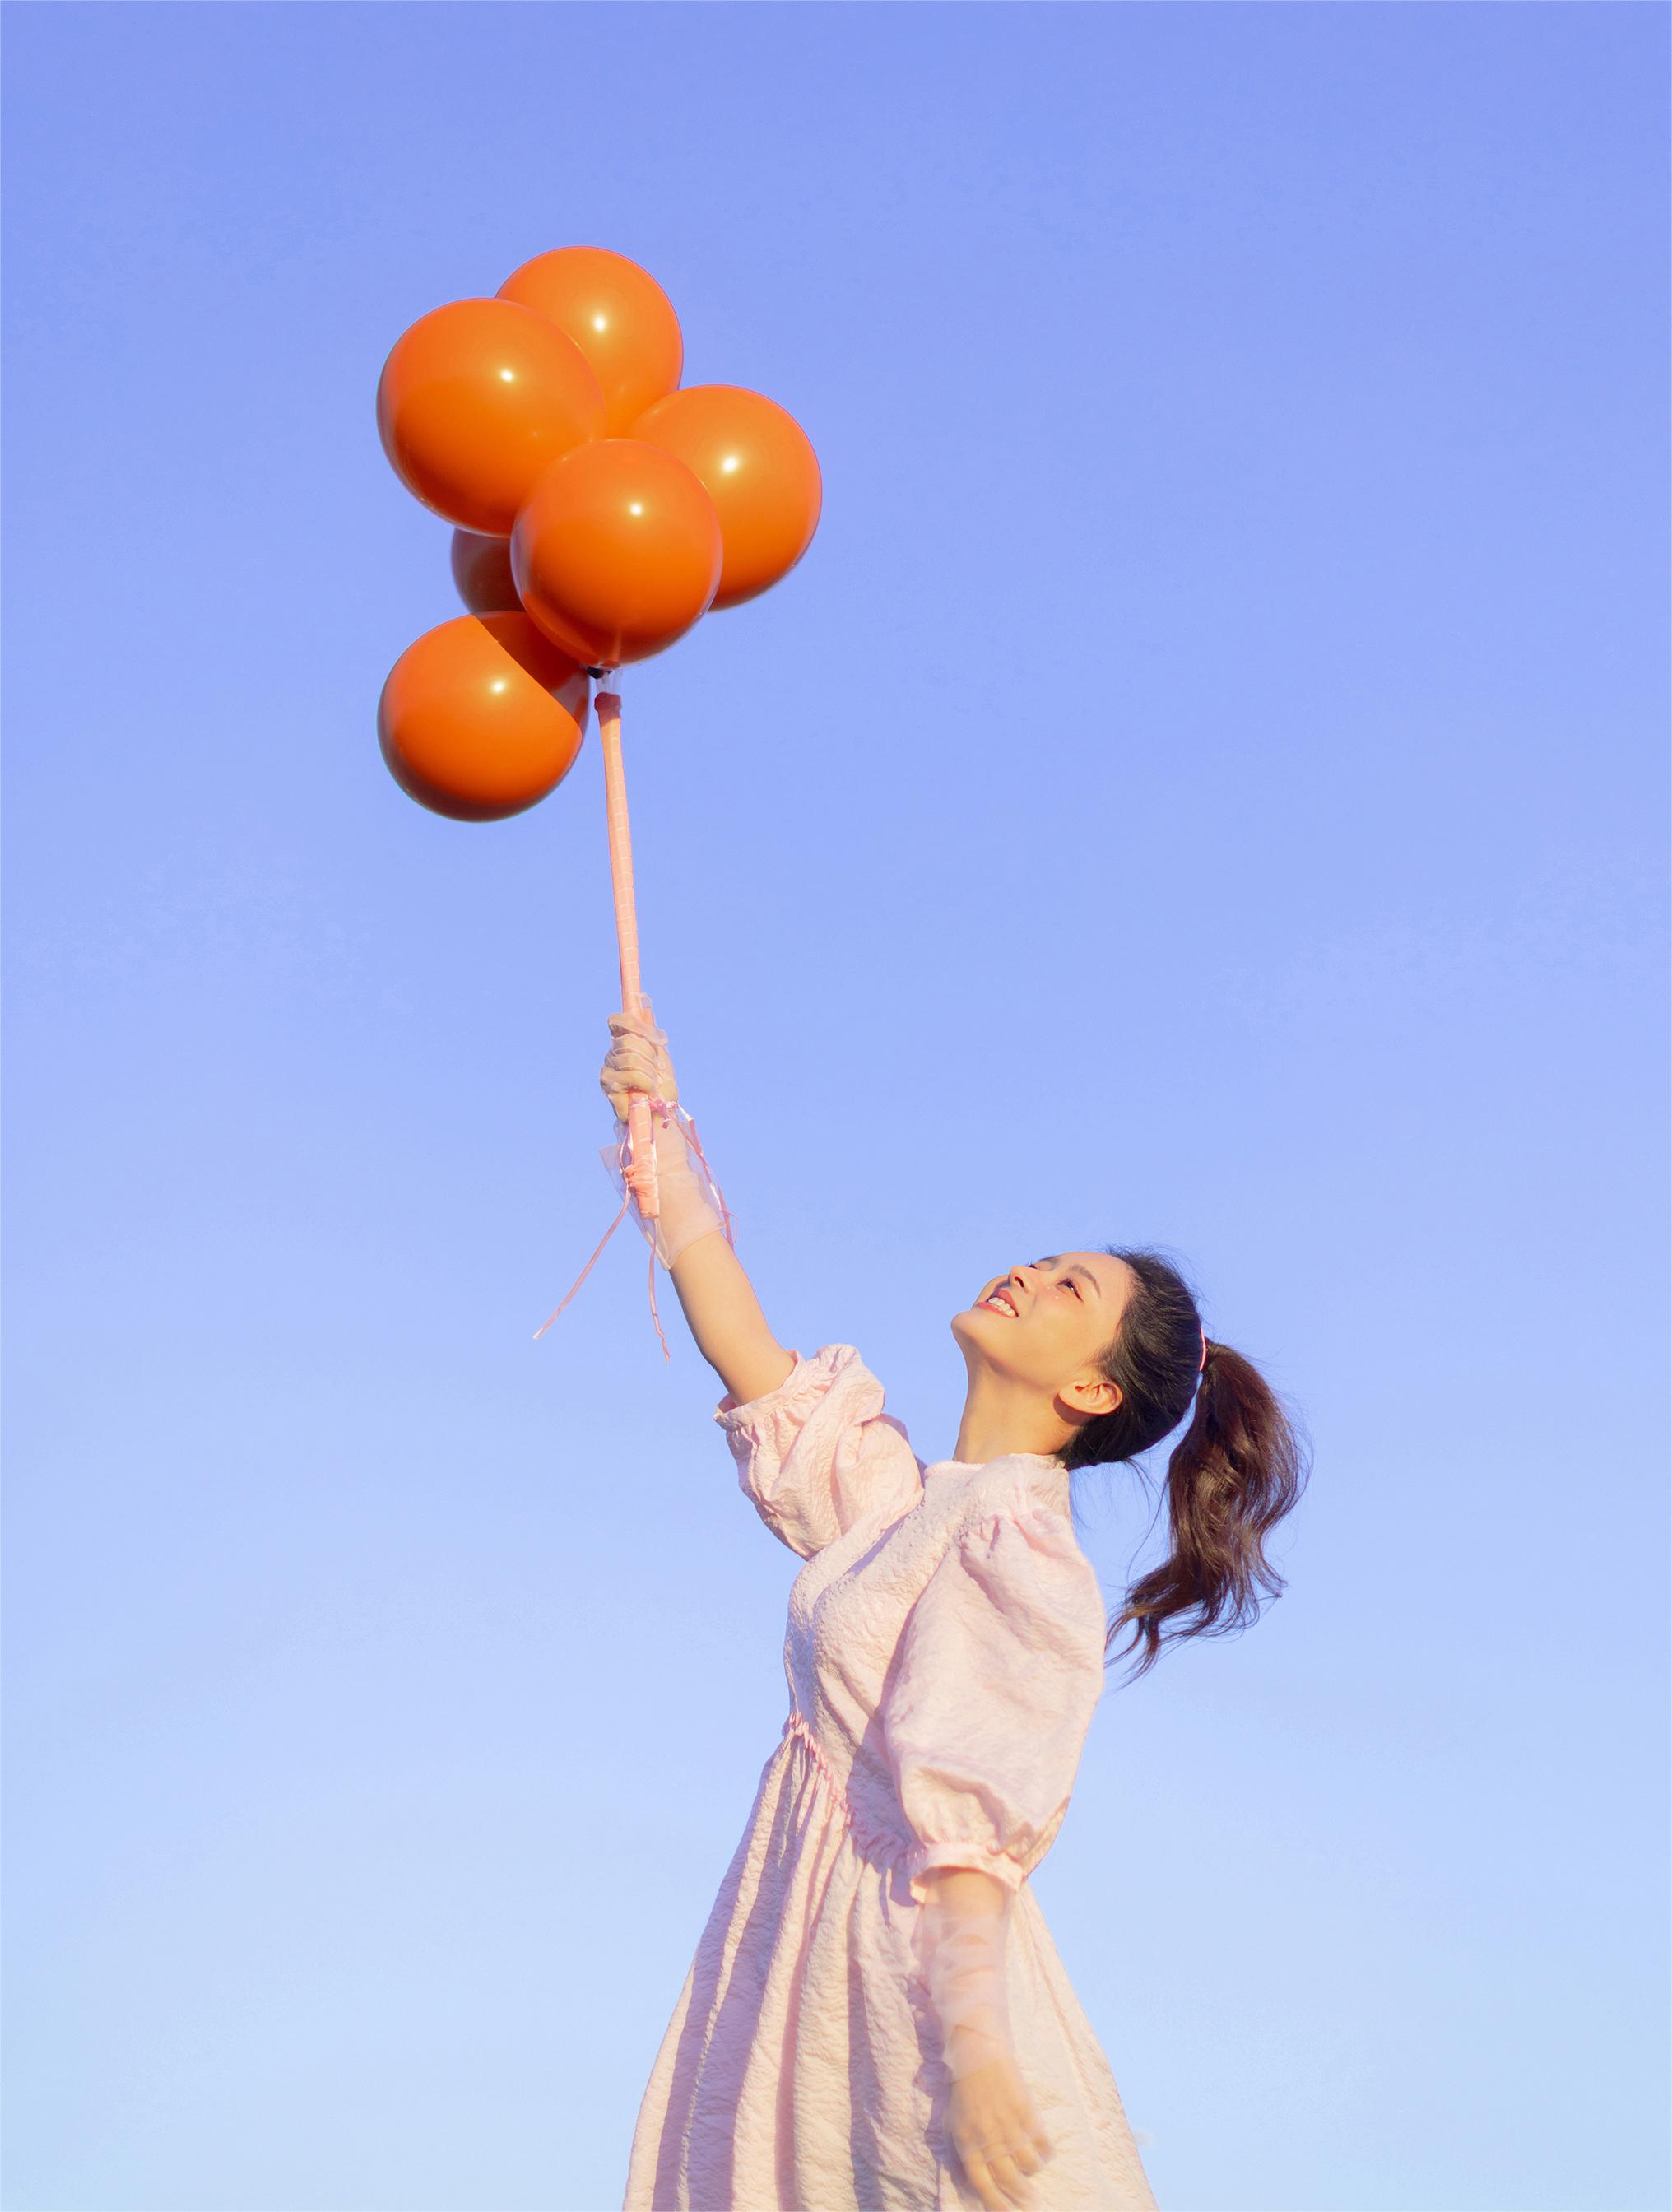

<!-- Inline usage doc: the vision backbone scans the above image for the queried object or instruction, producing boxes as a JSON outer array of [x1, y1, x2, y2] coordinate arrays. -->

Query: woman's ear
[[1062, 1373, 1121, 1420]]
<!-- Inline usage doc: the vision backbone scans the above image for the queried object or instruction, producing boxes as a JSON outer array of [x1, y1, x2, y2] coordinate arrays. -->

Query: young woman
[[604, 1005, 1307, 2212]]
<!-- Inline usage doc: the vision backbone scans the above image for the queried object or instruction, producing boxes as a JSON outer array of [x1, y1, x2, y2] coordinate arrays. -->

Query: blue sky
[[3, 5, 1666, 2210]]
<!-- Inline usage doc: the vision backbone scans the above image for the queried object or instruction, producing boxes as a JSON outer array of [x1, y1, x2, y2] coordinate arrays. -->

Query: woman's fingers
[[964, 2144, 1033, 2210], [600, 1049, 649, 1085], [986, 2150, 1029, 2206], [1015, 2095, 1052, 2163], [600, 1051, 676, 1118], [601, 1070, 675, 1107], [993, 2145, 1040, 2204], [956, 2111, 1041, 2206], [959, 2145, 1007, 2212], [603, 1043, 661, 1083], [951, 2065, 1052, 2208], [601, 1038, 671, 1081], [606, 1006, 667, 1047], [601, 1005, 677, 1110]]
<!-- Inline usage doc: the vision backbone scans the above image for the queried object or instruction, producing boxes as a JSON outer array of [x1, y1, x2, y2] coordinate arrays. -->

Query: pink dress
[[622, 1344, 1161, 2212]]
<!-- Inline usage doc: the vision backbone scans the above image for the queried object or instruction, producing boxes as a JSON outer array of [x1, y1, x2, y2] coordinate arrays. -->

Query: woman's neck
[[952, 1370, 1069, 1466]]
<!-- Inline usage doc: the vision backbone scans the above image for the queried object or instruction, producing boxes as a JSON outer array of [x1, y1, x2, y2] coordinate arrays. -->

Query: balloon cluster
[[375, 246, 822, 821]]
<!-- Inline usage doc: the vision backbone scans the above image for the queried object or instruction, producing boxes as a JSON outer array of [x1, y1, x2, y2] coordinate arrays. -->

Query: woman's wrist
[[603, 1099, 730, 1271], [917, 1880, 1016, 2083]]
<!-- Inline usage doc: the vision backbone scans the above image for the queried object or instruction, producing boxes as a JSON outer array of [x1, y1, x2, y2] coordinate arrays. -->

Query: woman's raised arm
[[601, 1003, 796, 1406], [669, 1233, 796, 1406]]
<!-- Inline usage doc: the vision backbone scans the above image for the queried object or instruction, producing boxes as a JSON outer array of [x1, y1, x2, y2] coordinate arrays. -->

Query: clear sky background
[[3, 6, 1667, 2211]]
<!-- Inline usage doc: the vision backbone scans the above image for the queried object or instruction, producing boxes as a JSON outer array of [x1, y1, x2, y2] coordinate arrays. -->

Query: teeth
[[984, 1294, 1015, 1316]]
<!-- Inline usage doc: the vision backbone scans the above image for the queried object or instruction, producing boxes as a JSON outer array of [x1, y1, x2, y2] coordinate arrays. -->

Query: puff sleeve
[[716, 1344, 923, 1559], [881, 1495, 1108, 1902]]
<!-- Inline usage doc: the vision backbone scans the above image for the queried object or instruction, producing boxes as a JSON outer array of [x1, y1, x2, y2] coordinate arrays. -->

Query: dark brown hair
[[1061, 1246, 1309, 1680]]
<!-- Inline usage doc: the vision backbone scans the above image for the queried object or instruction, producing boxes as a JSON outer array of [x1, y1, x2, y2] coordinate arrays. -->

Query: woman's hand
[[947, 2053, 1053, 2210], [600, 996, 676, 1119]]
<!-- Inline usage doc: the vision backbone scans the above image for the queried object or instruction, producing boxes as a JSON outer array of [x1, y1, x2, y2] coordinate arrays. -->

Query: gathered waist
[[778, 1707, 914, 1870]]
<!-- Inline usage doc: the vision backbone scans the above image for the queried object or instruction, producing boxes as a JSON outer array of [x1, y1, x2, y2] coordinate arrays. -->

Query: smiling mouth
[[979, 1290, 1019, 1318]]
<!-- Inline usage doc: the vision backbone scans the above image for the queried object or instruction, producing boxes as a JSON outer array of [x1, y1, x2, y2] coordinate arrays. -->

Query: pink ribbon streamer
[[532, 1095, 737, 1359]]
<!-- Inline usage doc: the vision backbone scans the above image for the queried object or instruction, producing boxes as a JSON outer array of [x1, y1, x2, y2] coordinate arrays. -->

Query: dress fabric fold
[[621, 1343, 1160, 2212]]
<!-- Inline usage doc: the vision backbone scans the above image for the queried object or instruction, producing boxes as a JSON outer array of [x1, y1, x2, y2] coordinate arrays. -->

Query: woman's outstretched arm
[[668, 1233, 796, 1407], [601, 1003, 796, 1407]]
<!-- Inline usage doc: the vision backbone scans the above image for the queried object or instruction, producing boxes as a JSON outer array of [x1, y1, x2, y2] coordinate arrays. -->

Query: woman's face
[[951, 1251, 1138, 1406]]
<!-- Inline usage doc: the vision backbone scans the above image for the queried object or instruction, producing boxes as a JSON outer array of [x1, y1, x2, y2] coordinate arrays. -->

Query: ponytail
[[1060, 1248, 1309, 1681]]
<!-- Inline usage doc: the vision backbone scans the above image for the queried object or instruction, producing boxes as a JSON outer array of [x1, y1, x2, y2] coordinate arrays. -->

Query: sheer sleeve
[[715, 1343, 923, 1559], [881, 1494, 1108, 1901]]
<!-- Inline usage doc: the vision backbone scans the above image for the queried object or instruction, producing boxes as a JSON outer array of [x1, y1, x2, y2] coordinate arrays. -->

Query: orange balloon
[[450, 528, 521, 615], [498, 246, 682, 437], [629, 383, 821, 610], [378, 612, 589, 822], [511, 439, 722, 667], [376, 298, 605, 536]]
